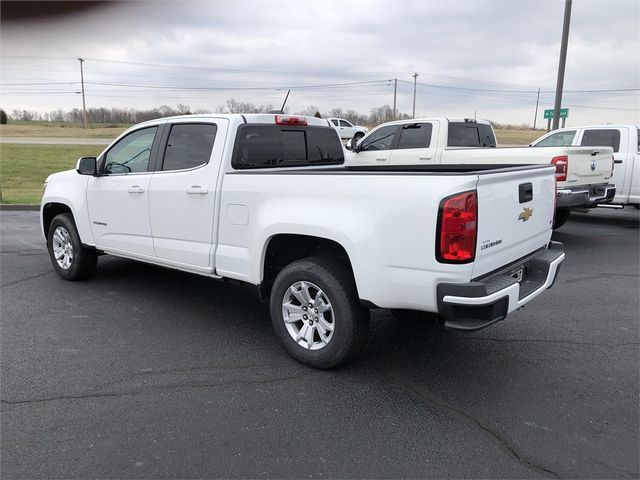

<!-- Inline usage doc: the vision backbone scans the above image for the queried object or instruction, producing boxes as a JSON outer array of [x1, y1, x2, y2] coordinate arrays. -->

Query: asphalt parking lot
[[1, 208, 638, 479]]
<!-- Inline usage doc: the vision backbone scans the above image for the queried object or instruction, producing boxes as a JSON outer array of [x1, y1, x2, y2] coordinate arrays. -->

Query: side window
[[104, 127, 157, 174], [534, 130, 576, 147], [397, 123, 433, 149], [360, 125, 397, 151], [580, 129, 621, 153], [331, 119, 339, 126], [339, 120, 352, 127], [447, 122, 496, 147], [162, 124, 217, 171]]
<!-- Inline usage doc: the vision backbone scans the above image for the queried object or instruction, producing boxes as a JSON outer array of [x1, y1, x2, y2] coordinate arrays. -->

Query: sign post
[[543, 108, 569, 131]]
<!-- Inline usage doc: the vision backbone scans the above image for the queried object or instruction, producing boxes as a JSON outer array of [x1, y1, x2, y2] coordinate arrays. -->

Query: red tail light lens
[[275, 115, 307, 126], [551, 155, 568, 182], [437, 190, 477, 263]]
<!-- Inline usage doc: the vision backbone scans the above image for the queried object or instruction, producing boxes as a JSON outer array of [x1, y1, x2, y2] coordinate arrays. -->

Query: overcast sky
[[1, 0, 639, 126]]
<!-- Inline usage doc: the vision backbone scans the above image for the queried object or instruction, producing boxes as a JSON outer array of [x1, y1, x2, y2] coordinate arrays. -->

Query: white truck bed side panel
[[216, 172, 479, 310]]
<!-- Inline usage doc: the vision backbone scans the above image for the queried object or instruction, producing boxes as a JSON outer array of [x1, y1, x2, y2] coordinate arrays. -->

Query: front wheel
[[47, 213, 97, 280], [270, 256, 369, 369]]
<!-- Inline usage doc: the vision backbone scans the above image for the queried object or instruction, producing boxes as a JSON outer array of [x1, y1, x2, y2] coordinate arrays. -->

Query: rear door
[[389, 122, 437, 164], [349, 125, 398, 165], [148, 119, 227, 271], [339, 119, 356, 139], [472, 166, 556, 278]]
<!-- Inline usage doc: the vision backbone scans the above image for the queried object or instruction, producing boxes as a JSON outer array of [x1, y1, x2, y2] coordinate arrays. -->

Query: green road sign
[[544, 108, 569, 119]]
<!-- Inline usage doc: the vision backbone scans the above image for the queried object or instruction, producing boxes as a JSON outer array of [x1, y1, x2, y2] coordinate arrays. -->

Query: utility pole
[[412, 72, 419, 118], [392, 78, 397, 120], [77, 57, 88, 129], [533, 87, 541, 129], [552, 0, 572, 130]]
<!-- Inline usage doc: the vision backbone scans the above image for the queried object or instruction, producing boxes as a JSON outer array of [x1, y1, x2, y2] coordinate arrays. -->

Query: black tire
[[352, 132, 365, 142], [270, 256, 369, 369], [553, 207, 571, 230], [47, 213, 97, 281]]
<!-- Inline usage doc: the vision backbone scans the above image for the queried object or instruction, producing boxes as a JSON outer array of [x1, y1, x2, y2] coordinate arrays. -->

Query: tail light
[[610, 155, 615, 178], [275, 115, 307, 126], [437, 190, 477, 263], [551, 155, 568, 182]]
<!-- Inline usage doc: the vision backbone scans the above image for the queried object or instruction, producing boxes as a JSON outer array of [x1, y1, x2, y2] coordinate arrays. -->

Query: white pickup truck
[[41, 114, 564, 368], [531, 124, 639, 209], [346, 118, 615, 228], [327, 117, 369, 141]]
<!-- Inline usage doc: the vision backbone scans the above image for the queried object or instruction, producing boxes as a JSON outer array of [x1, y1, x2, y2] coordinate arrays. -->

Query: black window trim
[[154, 122, 218, 173], [231, 123, 345, 170], [98, 124, 165, 176]]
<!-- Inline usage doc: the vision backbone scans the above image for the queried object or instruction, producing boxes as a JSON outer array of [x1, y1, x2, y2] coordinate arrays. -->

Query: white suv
[[327, 117, 368, 140]]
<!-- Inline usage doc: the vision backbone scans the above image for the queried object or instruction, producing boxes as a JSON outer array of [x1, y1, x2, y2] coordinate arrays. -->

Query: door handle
[[128, 185, 144, 193], [375, 158, 386, 162], [614, 160, 623, 164], [419, 156, 432, 161], [186, 185, 208, 195]]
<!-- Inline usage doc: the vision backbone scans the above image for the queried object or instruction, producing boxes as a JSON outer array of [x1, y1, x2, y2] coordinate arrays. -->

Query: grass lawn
[[0, 123, 129, 139], [0, 144, 103, 204], [495, 128, 544, 145]]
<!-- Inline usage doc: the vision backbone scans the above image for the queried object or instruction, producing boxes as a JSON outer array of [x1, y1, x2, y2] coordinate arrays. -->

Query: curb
[[0, 204, 40, 211]]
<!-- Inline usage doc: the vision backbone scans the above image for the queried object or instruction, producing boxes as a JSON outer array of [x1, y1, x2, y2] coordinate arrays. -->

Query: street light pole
[[533, 87, 540, 130], [412, 72, 419, 118], [552, 0, 572, 130], [77, 57, 88, 129]]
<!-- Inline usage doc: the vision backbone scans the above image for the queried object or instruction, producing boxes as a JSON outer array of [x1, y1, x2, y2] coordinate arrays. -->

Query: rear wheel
[[352, 132, 365, 142], [270, 256, 369, 369], [47, 213, 97, 280], [553, 207, 571, 230]]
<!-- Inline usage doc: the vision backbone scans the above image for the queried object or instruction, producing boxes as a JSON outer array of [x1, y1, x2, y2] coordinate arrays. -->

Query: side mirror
[[76, 157, 97, 175], [346, 138, 359, 152]]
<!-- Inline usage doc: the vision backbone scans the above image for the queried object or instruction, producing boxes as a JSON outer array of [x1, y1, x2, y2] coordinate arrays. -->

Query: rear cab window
[[232, 125, 344, 169], [447, 122, 496, 147], [580, 129, 621, 152]]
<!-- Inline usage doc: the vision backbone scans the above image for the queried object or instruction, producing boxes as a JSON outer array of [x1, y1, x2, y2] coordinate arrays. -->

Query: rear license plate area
[[509, 265, 527, 285]]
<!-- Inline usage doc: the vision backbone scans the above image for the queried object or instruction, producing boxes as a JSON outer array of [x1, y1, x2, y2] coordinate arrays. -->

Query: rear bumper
[[557, 184, 616, 208], [436, 242, 565, 331]]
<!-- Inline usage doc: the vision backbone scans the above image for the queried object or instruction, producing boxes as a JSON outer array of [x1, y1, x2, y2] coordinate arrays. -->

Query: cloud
[[1, 0, 638, 125]]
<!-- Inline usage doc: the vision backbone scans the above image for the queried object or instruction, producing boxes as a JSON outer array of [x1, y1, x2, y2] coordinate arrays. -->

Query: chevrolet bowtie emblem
[[518, 207, 533, 222]]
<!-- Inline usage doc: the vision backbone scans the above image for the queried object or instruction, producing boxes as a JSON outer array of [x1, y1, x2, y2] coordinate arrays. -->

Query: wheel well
[[260, 234, 354, 300], [42, 203, 73, 237]]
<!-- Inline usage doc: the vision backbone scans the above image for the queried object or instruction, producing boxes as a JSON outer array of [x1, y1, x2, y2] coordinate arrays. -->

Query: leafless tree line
[[7, 99, 413, 127]]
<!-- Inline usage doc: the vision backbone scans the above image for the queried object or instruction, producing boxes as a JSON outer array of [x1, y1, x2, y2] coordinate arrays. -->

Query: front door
[[86, 125, 162, 257], [148, 120, 227, 270], [349, 125, 398, 165]]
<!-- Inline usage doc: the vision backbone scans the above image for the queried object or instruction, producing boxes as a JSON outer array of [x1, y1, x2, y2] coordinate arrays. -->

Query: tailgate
[[472, 165, 555, 278], [565, 146, 614, 185]]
